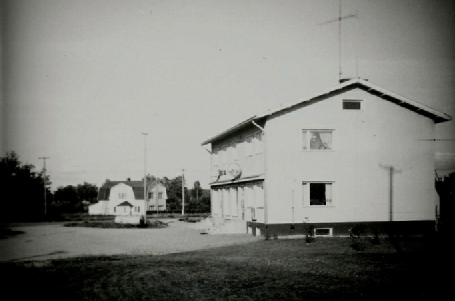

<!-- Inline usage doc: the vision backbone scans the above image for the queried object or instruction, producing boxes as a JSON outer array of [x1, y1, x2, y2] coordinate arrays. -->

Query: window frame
[[302, 129, 334, 151], [245, 135, 254, 157], [314, 228, 333, 236], [254, 131, 263, 155], [302, 181, 334, 207], [343, 99, 362, 110]]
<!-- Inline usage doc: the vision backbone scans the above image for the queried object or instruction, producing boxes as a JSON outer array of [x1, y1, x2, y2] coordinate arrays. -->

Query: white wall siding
[[265, 88, 437, 224]]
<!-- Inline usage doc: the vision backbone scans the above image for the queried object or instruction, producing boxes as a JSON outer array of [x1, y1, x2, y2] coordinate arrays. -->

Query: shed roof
[[201, 78, 451, 145]]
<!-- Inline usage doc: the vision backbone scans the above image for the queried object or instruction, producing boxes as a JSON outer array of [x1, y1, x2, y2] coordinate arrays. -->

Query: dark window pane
[[343, 101, 361, 110], [315, 228, 331, 235], [310, 183, 326, 205]]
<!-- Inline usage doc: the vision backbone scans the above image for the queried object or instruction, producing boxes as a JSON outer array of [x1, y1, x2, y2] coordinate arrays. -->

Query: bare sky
[[2, 0, 455, 190]]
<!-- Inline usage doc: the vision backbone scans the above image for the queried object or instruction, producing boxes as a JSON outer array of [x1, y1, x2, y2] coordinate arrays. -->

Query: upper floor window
[[221, 146, 228, 164], [158, 192, 163, 199], [303, 130, 333, 150], [149, 192, 154, 199], [343, 100, 361, 110], [254, 132, 263, 154], [212, 150, 219, 167], [231, 142, 240, 161], [246, 135, 254, 157], [118, 193, 126, 199]]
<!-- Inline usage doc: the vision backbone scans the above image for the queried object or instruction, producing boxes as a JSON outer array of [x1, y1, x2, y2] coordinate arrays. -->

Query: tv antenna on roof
[[319, 0, 357, 82]]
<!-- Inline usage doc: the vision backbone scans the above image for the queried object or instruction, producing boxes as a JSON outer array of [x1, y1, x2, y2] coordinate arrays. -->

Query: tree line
[[1, 152, 210, 222]]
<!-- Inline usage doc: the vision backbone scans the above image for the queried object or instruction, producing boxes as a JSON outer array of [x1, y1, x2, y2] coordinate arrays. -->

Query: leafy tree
[[160, 176, 190, 212], [52, 182, 98, 213], [76, 182, 98, 204], [0, 151, 51, 221], [191, 181, 203, 200], [53, 185, 79, 212], [187, 182, 210, 213]]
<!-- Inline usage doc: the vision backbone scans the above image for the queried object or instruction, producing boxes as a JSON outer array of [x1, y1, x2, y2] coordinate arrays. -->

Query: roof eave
[[355, 79, 452, 123], [201, 116, 258, 146]]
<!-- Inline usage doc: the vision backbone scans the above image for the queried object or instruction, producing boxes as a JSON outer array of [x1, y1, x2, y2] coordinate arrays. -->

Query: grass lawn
[[1, 236, 448, 300]]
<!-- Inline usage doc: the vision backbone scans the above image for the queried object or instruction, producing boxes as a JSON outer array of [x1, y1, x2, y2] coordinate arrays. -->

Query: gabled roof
[[201, 78, 451, 145], [116, 201, 134, 207]]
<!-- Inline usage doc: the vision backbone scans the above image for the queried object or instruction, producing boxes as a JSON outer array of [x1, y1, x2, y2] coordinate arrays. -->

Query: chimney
[[127, 177, 131, 181]]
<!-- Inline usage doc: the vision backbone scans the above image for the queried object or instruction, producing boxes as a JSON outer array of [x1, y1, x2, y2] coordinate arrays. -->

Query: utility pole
[[155, 181, 159, 217], [38, 157, 50, 216], [142, 133, 148, 223], [182, 169, 185, 216]]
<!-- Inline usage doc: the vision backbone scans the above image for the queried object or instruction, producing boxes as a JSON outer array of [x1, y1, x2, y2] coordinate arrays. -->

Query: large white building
[[202, 78, 451, 237], [88, 179, 167, 215]]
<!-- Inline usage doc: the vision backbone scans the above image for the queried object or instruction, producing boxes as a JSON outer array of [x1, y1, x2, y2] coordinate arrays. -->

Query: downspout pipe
[[251, 120, 268, 231], [201, 145, 214, 221], [252, 120, 264, 132]]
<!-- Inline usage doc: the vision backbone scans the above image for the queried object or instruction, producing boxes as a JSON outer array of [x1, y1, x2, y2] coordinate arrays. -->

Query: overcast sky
[[2, 0, 454, 191]]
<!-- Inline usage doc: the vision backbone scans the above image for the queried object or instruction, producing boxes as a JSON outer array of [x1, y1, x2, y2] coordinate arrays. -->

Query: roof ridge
[[201, 78, 451, 145]]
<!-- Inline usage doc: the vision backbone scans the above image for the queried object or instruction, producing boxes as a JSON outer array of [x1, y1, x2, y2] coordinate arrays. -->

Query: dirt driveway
[[0, 219, 261, 262]]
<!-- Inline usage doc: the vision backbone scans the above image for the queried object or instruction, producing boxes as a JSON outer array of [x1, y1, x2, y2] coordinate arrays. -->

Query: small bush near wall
[[304, 224, 315, 243], [350, 225, 368, 251], [349, 225, 381, 251]]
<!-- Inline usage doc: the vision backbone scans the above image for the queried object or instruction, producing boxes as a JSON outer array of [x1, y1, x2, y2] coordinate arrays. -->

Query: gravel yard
[[0, 219, 260, 262]]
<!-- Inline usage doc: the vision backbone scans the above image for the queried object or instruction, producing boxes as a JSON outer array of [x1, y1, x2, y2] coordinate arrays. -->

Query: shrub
[[351, 238, 367, 251], [349, 225, 373, 251], [304, 225, 315, 243]]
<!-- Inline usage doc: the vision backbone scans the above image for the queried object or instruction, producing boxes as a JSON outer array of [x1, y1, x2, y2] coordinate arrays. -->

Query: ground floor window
[[302, 182, 333, 206]]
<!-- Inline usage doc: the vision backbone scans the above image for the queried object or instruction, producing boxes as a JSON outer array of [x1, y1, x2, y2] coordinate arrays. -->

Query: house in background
[[88, 179, 167, 216], [201, 78, 451, 237], [147, 182, 167, 212]]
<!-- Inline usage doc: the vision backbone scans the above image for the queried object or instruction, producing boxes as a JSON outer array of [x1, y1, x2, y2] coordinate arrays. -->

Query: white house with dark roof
[[147, 182, 168, 212], [88, 179, 167, 216], [201, 78, 451, 237]]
